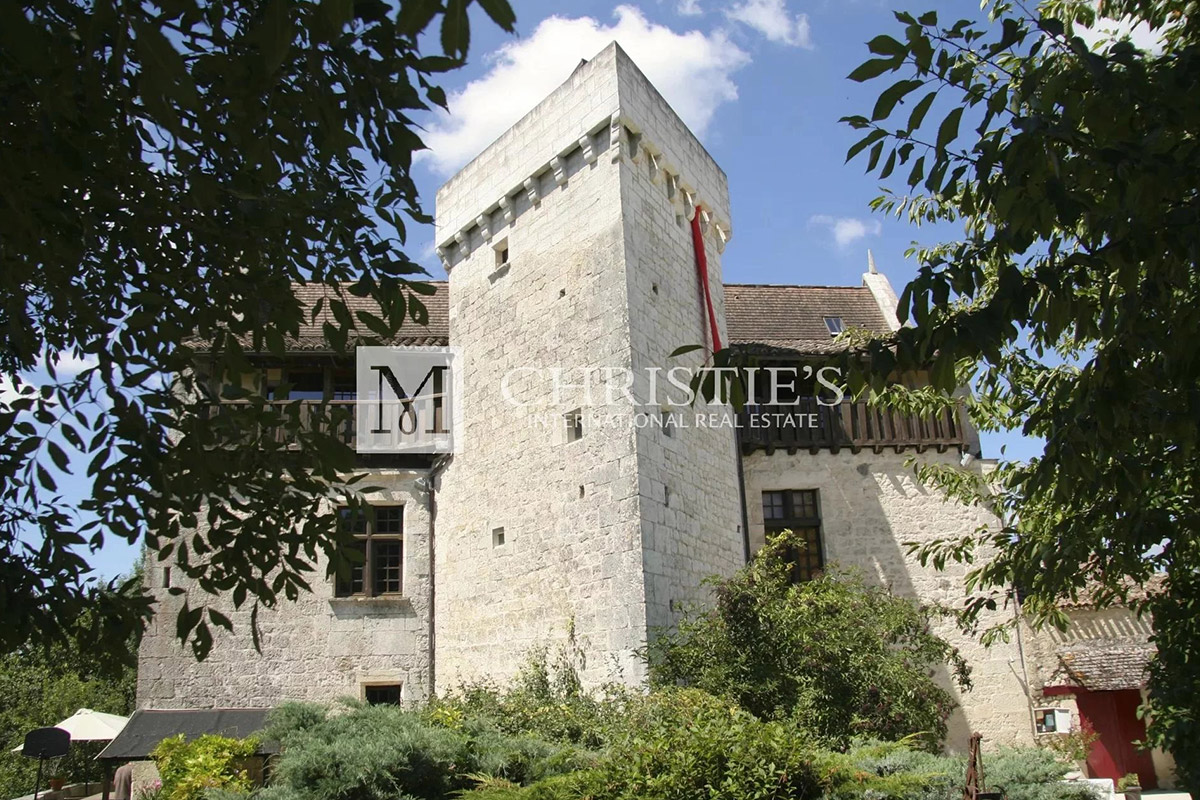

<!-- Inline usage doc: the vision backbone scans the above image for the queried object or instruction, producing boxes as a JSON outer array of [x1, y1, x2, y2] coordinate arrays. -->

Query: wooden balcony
[[202, 400, 357, 447], [738, 398, 967, 454]]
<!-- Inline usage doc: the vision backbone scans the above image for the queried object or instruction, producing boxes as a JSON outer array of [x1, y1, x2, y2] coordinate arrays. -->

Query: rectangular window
[[364, 684, 402, 706], [824, 316, 845, 336], [565, 409, 584, 442], [761, 490, 824, 583], [335, 505, 404, 598]]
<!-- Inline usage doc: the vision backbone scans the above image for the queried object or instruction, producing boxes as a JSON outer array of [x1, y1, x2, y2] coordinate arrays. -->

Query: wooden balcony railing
[[202, 400, 358, 447], [738, 398, 967, 454]]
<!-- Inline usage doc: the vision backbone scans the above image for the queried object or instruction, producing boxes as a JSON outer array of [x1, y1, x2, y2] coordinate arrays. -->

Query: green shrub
[[152, 734, 257, 800], [263, 700, 588, 800], [428, 645, 635, 750], [647, 531, 972, 750]]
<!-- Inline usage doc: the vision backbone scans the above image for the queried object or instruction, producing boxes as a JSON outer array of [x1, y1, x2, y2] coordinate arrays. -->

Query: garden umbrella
[[11, 709, 129, 751]]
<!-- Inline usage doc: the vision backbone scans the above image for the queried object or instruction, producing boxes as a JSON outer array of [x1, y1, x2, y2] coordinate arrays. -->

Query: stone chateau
[[137, 43, 1173, 785]]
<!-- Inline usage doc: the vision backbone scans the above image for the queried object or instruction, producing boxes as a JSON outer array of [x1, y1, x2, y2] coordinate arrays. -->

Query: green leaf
[[906, 91, 937, 132], [441, 0, 470, 59], [848, 57, 900, 83], [872, 79, 923, 121], [670, 344, 705, 358], [846, 129, 887, 163], [936, 106, 963, 151], [475, 0, 516, 32], [867, 34, 907, 58]]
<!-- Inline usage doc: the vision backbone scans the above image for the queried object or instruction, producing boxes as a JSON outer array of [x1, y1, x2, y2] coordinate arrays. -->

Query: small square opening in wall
[[565, 409, 584, 442], [364, 684, 402, 706], [661, 409, 674, 437], [495, 239, 509, 267], [161, 567, 171, 588], [492, 527, 506, 547]]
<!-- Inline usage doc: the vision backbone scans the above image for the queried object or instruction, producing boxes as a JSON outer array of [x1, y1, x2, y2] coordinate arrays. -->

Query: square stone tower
[[432, 43, 744, 690]]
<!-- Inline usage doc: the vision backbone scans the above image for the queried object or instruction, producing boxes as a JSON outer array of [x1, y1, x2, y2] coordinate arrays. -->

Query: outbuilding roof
[[98, 708, 276, 761], [1047, 641, 1155, 692]]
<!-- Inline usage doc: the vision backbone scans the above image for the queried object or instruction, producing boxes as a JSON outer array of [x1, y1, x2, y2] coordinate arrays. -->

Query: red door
[[1075, 689, 1157, 789]]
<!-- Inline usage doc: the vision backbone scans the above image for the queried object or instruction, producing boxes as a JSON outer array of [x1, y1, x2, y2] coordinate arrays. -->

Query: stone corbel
[[714, 223, 731, 254], [498, 195, 514, 225], [647, 150, 662, 183], [698, 208, 711, 235], [579, 134, 596, 165], [681, 187, 697, 221], [609, 113, 624, 162], [524, 176, 540, 206], [476, 213, 491, 243], [550, 155, 567, 187], [436, 245, 451, 271], [455, 230, 471, 258]]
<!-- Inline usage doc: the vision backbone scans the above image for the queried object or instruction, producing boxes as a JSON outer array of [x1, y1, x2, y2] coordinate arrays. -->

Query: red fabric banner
[[690, 208, 722, 352]]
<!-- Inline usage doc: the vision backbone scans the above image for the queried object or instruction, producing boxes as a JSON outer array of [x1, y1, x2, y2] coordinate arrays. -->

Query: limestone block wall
[[137, 471, 433, 708], [616, 45, 744, 634], [433, 51, 647, 691], [742, 448, 1034, 750]]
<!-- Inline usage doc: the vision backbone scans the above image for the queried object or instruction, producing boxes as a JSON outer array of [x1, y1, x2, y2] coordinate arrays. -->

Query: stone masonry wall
[[615, 45, 744, 634], [433, 47, 649, 691], [137, 471, 433, 708], [742, 448, 1034, 751]]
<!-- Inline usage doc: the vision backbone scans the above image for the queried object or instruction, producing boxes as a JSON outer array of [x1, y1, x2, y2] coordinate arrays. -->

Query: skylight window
[[824, 316, 845, 336]]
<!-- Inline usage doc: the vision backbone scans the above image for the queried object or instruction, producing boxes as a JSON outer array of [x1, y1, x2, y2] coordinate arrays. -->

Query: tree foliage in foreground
[[843, 0, 1200, 786], [0, 568, 140, 800], [0, 0, 514, 662], [646, 532, 971, 752]]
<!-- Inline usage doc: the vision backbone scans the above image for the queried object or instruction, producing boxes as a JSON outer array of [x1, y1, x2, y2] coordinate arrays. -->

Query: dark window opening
[[335, 505, 404, 598], [565, 409, 584, 442], [762, 490, 824, 583], [364, 684, 402, 706]]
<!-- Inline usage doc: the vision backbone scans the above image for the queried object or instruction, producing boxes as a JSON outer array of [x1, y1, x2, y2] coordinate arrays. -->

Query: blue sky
[[68, 0, 1054, 579]]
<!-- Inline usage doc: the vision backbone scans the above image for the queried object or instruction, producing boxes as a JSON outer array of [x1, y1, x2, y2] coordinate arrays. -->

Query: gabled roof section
[[289, 281, 449, 349], [724, 284, 892, 356]]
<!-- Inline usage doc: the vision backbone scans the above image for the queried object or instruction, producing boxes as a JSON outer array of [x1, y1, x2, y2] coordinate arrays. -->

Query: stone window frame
[[334, 505, 405, 598], [761, 489, 824, 583], [363, 683, 403, 706]]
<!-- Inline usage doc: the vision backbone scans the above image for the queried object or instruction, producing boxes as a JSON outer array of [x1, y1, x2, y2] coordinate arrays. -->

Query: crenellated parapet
[[434, 109, 733, 271], [434, 44, 732, 272]]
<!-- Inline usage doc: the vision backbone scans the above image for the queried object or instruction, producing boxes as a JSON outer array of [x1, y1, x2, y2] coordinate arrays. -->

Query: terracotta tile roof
[[723, 284, 892, 355], [1048, 640, 1155, 691], [290, 281, 449, 348], [201, 280, 891, 354], [1055, 573, 1168, 609]]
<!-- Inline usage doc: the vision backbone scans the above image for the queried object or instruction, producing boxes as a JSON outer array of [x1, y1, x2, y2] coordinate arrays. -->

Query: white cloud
[[420, 6, 749, 175], [1076, 15, 1167, 53], [725, 0, 811, 48], [0, 376, 25, 409], [809, 215, 882, 248], [53, 352, 99, 376], [676, 0, 703, 16]]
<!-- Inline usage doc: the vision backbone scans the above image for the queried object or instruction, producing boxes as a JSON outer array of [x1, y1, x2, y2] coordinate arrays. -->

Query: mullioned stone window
[[335, 505, 404, 597], [762, 490, 824, 582]]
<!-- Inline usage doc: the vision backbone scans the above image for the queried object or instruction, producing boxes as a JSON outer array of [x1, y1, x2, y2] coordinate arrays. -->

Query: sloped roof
[[98, 708, 277, 760], [723, 284, 892, 355], [200, 280, 892, 355], [288, 281, 449, 349], [1048, 641, 1155, 692]]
